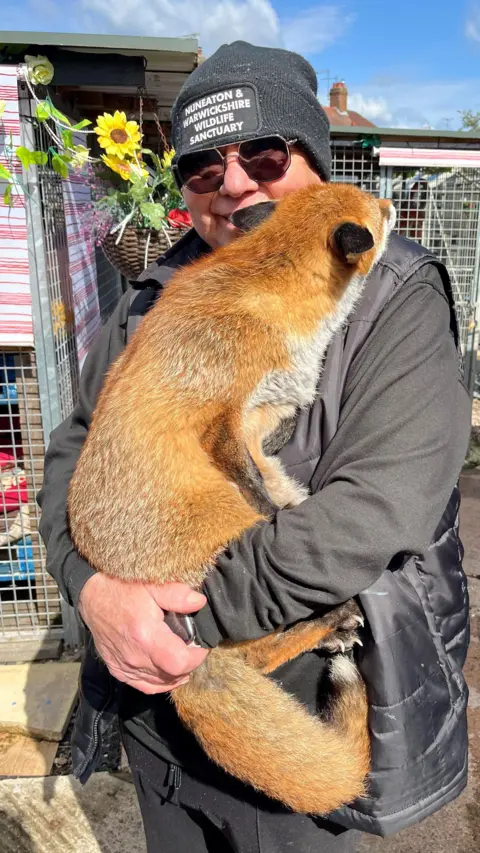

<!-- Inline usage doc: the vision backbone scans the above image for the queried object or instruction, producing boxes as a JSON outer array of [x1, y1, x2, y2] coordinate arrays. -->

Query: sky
[[1, 0, 480, 130]]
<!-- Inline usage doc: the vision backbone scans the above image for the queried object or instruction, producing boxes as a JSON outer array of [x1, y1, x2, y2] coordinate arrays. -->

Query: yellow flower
[[51, 300, 74, 335], [71, 145, 90, 171], [101, 154, 149, 183], [94, 111, 141, 160], [101, 153, 132, 181], [25, 55, 54, 86], [0, 101, 5, 119], [161, 148, 175, 170]]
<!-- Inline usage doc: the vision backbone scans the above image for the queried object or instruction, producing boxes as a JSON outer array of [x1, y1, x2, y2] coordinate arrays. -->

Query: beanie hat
[[171, 41, 331, 181]]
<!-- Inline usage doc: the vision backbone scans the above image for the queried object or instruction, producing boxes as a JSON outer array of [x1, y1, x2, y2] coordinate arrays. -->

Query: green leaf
[[52, 153, 68, 178], [149, 152, 162, 171], [0, 163, 13, 181], [71, 118, 91, 130], [3, 184, 13, 206], [61, 128, 73, 150], [32, 151, 48, 166], [140, 201, 166, 230], [35, 101, 51, 122], [129, 176, 150, 203], [46, 101, 71, 126], [15, 146, 35, 169]]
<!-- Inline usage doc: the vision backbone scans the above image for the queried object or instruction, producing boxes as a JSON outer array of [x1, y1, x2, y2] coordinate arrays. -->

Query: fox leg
[[243, 404, 309, 509], [202, 410, 279, 517], [234, 600, 364, 674]]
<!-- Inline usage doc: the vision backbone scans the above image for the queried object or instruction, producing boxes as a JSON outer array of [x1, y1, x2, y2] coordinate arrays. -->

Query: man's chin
[[216, 217, 242, 246]]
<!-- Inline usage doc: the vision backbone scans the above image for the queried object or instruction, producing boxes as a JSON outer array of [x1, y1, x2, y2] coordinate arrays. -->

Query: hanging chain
[[139, 94, 143, 138], [153, 112, 169, 153]]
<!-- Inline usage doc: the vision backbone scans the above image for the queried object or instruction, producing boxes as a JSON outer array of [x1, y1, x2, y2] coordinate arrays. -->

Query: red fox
[[68, 182, 396, 814]]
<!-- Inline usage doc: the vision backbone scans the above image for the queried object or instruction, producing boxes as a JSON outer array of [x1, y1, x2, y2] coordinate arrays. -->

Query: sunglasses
[[174, 135, 296, 195]]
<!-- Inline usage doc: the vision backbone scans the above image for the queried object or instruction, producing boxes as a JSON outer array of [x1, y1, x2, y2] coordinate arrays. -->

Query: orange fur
[[68, 183, 395, 813]]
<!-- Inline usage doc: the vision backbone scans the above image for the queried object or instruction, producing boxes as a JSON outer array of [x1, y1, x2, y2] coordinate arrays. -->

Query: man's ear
[[330, 222, 374, 264], [230, 201, 277, 232]]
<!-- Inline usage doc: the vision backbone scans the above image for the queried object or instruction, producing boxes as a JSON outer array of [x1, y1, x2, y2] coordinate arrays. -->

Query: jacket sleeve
[[37, 291, 132, 609], [194, 278, 472, 648]]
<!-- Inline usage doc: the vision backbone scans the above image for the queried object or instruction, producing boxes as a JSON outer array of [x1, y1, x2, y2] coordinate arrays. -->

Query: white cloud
[[81, 0, 280, 54], [282, 5, 355, 56], [348, 79, 480, 131], [465, 3, 480, 43], [348, 94, 392, 124], [81, 0, 353, 56]]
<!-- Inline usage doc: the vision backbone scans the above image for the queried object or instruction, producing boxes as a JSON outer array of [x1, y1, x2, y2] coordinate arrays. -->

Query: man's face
[[182, 143, 322, 249]]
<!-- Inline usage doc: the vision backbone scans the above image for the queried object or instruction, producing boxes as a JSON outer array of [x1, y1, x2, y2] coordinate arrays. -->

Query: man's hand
[[78, 573, 209, 694]]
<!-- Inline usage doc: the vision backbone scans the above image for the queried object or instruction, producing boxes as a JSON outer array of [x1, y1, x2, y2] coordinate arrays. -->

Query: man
[[38, 42, 471, 853]]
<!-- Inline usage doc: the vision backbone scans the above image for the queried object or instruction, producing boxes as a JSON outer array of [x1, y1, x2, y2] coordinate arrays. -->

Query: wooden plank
[[0, 662, 80, 740], [0, 731, 57, 776], [0, 638, 62, 664]]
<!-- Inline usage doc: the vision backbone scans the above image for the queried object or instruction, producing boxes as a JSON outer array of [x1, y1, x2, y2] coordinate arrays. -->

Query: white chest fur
[[247, 273, 365, 411]]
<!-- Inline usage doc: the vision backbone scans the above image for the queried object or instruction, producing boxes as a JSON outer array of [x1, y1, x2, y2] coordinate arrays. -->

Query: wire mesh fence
[[2, 116, 479, 651], [0, 350, 63, 640], [34, 119, 80, 421], [331, 142, 480, 360], [390, 166, 480, 351], [0, 96, 128, 649], [331, 141, 381, 195]]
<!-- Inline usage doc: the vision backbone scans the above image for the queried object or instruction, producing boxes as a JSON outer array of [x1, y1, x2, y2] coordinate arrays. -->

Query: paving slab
[[0, 663, 80, 741], [0, 772, 146, 853]]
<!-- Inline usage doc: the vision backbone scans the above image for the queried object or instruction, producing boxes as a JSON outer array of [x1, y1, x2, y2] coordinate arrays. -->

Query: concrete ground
[[1, 481, 479, 853]]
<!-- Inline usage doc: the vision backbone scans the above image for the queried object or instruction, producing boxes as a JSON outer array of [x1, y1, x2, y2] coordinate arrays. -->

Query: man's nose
[[219, 155, 259, 197]]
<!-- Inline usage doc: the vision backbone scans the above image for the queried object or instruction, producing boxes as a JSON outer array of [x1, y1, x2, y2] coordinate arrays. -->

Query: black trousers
[[122, 727, 361, 853]]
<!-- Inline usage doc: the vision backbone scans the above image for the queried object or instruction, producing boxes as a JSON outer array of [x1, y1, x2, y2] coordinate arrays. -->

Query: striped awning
[[378, 146, 480, 169]]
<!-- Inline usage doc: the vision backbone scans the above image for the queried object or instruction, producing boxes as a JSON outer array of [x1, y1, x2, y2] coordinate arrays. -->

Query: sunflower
[[101, 154, 149, 183], [101, 153, 133, 181], [94, 111, 141, 160]]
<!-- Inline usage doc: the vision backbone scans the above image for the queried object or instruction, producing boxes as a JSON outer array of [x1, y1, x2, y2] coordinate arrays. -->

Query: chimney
[[330, 81, 348, 113]]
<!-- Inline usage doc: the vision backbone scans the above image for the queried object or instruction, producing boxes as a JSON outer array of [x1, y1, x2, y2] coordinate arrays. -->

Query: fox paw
[[314, 600, 364, 655], [319, 627, 363, 655]]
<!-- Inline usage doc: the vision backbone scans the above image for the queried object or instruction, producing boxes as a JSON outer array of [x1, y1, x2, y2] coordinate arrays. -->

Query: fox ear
[[331, 222, 374, 264], [379, 199, 397, 232], [230, 201, 277, 232]]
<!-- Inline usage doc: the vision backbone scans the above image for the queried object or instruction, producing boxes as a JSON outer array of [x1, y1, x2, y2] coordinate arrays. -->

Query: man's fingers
[[146, 582, 207, 614], [107, 663, 191, 692], [149, 625, 209, 677]]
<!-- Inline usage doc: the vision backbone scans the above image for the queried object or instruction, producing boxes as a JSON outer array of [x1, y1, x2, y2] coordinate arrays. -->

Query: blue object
[[0, 536, 35, 582], [0, 354, 17, 403]]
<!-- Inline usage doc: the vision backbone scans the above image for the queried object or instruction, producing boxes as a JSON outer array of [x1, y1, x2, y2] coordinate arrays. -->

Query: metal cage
[[2, 96, 480, 655], [0, 350, 64, 648], [331, 139, 480, 388]]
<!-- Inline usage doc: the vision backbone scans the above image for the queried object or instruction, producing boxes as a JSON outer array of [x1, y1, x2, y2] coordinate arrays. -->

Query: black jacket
[[37, 229, 471, 836]]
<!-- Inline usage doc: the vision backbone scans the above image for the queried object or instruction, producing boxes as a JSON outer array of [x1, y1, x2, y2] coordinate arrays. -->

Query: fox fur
[[68, 183, 396, 814]]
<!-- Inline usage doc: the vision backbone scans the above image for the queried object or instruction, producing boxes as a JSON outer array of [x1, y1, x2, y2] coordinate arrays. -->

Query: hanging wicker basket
[[101, 225, 190, 281]]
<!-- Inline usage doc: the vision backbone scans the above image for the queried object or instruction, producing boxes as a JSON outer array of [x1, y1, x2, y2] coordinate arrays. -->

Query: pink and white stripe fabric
[[0, 66, 33, 347], [61, 167, 101, 367]]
